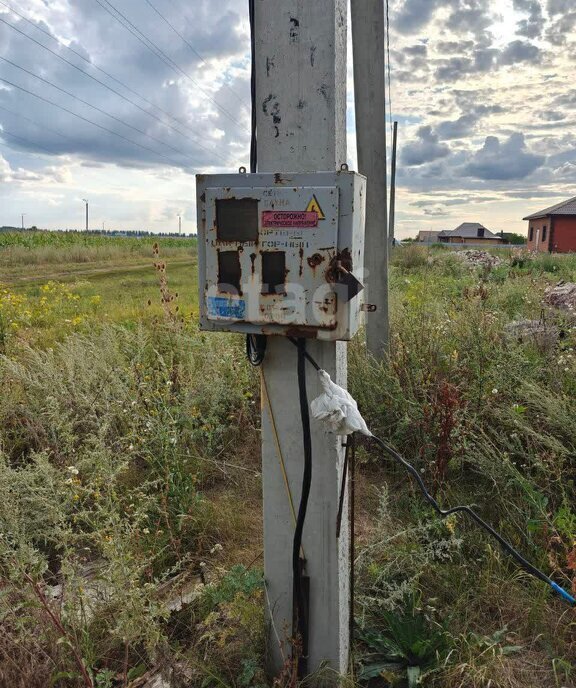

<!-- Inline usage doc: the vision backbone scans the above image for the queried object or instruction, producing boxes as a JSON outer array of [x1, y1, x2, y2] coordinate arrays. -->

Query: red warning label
[[262, 210, 318, 228]]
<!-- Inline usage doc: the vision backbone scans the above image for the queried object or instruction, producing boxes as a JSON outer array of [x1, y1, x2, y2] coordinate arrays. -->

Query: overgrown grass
[[0, 238, 575, 687], [0, 323, 262, 687], [350, 247, 576, 687]]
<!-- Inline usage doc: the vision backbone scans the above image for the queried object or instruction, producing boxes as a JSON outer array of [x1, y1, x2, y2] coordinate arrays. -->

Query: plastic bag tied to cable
[[310, 369, 372, 437]]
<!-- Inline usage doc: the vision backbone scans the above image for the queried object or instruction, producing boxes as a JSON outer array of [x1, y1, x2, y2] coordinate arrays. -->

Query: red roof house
[[523, 196, 576, 253]]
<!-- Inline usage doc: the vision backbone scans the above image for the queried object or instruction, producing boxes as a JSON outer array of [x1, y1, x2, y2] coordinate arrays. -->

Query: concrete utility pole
[[389, 121, 398, 247], [21, 213, 25, 230], [178, 214, 181, 236], [82, 199, 89, 232], [351, 0, 390, 358], [254, 0, 350, 676]]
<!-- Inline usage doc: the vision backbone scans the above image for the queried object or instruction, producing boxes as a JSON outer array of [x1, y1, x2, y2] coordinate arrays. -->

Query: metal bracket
[[361, 303, 377, 312]]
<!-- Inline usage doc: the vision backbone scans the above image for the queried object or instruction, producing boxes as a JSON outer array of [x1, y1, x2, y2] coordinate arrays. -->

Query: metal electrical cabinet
[[196, 170, 366, 341]]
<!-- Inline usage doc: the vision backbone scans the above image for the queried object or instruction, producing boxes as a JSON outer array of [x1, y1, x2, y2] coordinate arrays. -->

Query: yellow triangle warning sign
[[306, 195, 325, 220]]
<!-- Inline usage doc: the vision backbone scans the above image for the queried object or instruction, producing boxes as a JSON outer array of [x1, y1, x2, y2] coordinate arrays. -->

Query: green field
[[1, 233, 575, 687], [0, 232, 198, 346]]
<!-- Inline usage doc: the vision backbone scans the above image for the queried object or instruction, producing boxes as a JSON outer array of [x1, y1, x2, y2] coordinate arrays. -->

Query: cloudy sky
[[0, 0, 574, 236]]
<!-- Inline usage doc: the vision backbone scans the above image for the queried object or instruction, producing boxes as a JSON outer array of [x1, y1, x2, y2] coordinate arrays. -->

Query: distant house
[[437, 222, 503, 246], [523, 196, 576, 253], [416, 230, 441, 243]]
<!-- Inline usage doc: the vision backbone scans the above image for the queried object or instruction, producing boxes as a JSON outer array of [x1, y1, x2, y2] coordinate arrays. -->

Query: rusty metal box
[[196, 170, 366, 340]]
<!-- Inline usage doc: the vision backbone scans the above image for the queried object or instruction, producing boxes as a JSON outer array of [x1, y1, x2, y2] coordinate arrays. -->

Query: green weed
[[1, 239, 576, 687]]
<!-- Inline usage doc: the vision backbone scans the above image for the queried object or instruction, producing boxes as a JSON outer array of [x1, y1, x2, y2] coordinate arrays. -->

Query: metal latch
[[331, 260, 364, 302]]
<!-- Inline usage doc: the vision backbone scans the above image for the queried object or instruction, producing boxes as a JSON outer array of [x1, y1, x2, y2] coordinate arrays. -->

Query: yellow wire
[[261, 368, 308, 561], [260, 368, 298, 527]]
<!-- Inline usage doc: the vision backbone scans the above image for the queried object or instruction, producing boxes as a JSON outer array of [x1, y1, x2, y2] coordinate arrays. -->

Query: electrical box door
[[196, 171, 366, 341]]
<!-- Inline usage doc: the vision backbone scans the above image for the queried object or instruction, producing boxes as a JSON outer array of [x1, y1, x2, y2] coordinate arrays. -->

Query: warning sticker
[[262, 210, 318, 228], [305, 195, 325, 220]]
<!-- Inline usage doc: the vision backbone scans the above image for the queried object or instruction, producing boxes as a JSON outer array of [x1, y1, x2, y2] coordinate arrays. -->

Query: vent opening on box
[[218, 250, 242, 294], [216, 198, 258, 242], [262, 251, 286, 295]]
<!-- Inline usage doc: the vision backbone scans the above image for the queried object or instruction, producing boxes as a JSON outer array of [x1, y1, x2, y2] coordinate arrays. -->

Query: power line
[[141, 0, 249, 106], [0, 126, 56, 155], [0, 54, 201, 164], [0, 102, 76, 143], [0, 76, 184, 165], [0, 14, 228, 164], [0, 1, 229, 162], [0, 54, 202, 164], [92, 0, 168, 66], [92, 0, 249, 133]]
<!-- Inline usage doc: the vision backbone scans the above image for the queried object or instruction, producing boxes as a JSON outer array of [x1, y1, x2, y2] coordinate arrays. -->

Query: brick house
[[416, 230, 441, 243], [523, 196, 576, 253], [437, 222, 503, 246]]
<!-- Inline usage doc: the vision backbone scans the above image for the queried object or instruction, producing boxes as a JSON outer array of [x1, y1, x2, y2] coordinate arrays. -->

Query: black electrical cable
[[289, 337, 576, 606], [288, 337, 320, 371], [336, 439, 351, 539], [385, 0, 393, 143], [245, 0, 265, 367], [248, 0, 257, 175], [294, 338, 312, 674], [349, 435, 356, 647], [246, 334, 267, 366], [369, 438, 573, 605], [370, 435, 554, 587]]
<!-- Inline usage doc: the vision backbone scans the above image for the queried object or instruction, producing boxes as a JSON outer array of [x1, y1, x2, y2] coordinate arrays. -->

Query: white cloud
[[463, 133, 545, 180], [0, 0, 573, 237], [402, 126, 451, 166], [0, 152, 11, 181]]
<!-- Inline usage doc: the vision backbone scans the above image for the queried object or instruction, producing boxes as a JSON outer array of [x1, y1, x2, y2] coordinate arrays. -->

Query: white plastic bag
[[310, 369, 372, 436]]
